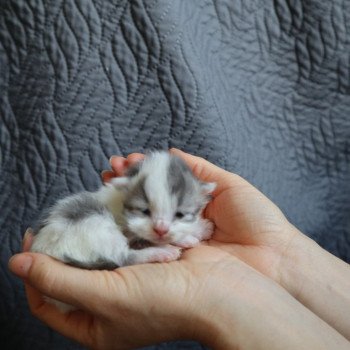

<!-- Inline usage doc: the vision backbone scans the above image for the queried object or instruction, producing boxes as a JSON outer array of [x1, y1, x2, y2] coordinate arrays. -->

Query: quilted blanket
[[1, 0, 350, 349]]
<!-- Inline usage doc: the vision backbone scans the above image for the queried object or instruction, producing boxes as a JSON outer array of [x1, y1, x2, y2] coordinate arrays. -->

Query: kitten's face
[[117, 153, 215, 244]]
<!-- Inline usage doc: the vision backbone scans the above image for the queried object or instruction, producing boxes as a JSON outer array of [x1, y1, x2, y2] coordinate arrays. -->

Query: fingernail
[[22, 228, 34, 252], [101, 170, 109, 177], [109, 156, 117, 165], [24, 227, 33, 241], [8, 254, 33, 278]]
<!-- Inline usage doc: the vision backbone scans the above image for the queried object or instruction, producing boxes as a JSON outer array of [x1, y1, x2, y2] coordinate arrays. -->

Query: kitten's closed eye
[[175, 212, 195, 221], [142, 208, 151, 216], [175, 212, 184, 219], [125, 205, 151, 216]]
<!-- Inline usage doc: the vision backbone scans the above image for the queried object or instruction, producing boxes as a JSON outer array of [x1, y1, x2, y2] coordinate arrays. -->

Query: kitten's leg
[[173, 219, 214, 248], [172, 235, 200, 248], [125, 245, 182, 265]]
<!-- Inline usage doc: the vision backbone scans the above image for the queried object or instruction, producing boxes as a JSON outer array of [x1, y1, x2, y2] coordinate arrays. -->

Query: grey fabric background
[[1, 0, 349, 349]]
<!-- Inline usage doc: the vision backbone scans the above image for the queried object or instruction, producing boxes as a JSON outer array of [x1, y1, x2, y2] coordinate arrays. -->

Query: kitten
[[31, 151, 216, 271]]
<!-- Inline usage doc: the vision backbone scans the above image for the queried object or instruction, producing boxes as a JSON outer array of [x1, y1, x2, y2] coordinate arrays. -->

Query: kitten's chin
[[149, 235, 172, 245], [128, 230, 172, 245]]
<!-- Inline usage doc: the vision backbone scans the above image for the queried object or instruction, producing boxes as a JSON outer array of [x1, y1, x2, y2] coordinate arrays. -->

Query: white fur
[[143, 153, 174, 223], [31, 214, 129, 267]]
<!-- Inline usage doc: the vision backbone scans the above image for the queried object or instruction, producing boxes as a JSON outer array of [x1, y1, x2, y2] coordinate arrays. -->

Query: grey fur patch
[[33, 208, 53, 235], [129, 238, 154, 250], [63, 255, 118, 270], [57, 192, 108, 222], [124, 176, 149, 209], [168, 156, 197, 206]]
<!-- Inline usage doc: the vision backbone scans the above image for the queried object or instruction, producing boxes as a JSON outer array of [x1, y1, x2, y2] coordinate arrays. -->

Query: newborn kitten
[[30, 152, 215, 310]]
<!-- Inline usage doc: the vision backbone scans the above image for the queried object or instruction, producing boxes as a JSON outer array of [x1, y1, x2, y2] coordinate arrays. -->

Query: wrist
[[278, 225, 343, 299], [186, 263, 245, 349], [279, 226, 350, 341], [193, 260, 350, 350], [179, 256, 257, 348], [185, 256, 299, 349], [278, 225, 318, 297]]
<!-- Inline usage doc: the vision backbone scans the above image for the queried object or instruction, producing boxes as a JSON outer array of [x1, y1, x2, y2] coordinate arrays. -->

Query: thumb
[[170, 148, 241, 192], [8, 252, 125, 314]]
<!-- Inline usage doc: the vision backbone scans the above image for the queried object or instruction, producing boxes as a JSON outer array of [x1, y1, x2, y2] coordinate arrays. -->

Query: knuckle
[[191, 160, 206, 180]]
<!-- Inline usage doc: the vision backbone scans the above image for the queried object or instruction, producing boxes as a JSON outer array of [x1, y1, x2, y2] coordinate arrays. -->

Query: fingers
[[170, 148, 235, 191], [105, 149, 244, 196], [103, 153, 145, 182], [110, 153, 144, 174], [107, 150, 231, 186], [125, 152, 145, 165], [101, 170, 116, 183], [24, 282, 94, 347], [9, 250, 97, 345], [22, 228, 34, 252], [109, 156, 127, 176], [106, 150, 230, 187], [8, 252, 125, 315]]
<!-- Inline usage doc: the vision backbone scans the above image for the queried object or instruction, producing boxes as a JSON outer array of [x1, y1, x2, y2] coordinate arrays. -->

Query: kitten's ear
[[107, 177, 131, 191], [200, 182, 216, 194]]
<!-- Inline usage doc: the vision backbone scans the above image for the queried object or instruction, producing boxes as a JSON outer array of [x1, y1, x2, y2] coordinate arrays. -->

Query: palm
[[202, 183, 296, 282], [61, 245, 246, 349]]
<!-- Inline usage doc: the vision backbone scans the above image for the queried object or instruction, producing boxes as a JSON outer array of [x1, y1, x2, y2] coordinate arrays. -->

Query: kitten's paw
[[146, 245, 182, 263], [126, 245, 182, 265], [173, 235, 200, 248]]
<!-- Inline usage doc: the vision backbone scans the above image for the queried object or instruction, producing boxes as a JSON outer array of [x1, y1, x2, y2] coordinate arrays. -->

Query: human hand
[[105, 150, 350, 342], [9, 232, 349, 350], [8, 150, 350, 348], [10, 235, 234, 348]]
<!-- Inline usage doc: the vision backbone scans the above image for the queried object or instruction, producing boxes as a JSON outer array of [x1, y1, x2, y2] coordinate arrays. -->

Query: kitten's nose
[[153, 221, 169, 237]]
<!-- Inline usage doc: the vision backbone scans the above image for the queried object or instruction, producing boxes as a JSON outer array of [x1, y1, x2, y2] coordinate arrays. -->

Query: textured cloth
[[1, 0, 350, 349]]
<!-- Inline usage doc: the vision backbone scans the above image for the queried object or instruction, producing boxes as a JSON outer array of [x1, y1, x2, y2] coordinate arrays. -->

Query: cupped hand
[[8, 150, 350, 349], [10, 227, 348, 350], [106, 149, 302, 285], [10, 232, 261, 349]]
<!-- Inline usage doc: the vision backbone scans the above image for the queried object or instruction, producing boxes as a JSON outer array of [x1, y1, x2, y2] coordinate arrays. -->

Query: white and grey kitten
[[31, 151, 216, 272]]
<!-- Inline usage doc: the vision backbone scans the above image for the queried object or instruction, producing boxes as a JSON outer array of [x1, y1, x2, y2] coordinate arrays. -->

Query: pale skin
[[9, 149, 350, 349]]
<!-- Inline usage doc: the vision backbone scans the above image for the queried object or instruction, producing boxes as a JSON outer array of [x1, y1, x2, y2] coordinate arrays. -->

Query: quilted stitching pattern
[[1, 0, 349, 349]]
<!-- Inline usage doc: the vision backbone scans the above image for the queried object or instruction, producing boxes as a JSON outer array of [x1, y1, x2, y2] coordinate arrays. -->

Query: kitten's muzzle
[[153, 220, 170, 237]]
